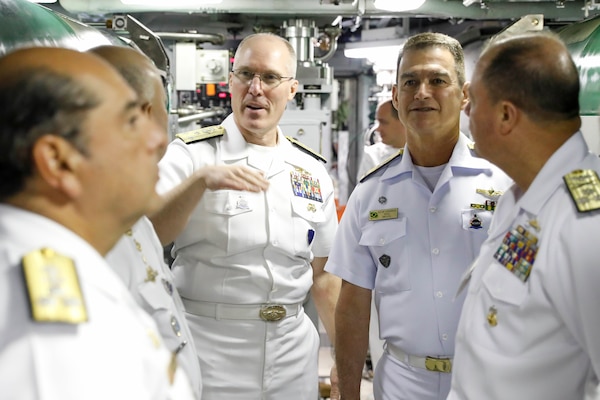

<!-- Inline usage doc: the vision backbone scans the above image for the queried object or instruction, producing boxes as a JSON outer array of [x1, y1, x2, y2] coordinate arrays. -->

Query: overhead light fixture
[[26, 0, 57, 3], [344, 38, 406, 71], [121, 0, 221, 4], [373, 0, 426, 12]]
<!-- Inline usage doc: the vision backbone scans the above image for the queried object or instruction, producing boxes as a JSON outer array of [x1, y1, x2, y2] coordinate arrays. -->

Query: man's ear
[[460, 82, 469, 110], [499, 101, 519, 136], [31, 135, 85, 199], [288, 79, 299, 101], [392, 84, 400, 111]]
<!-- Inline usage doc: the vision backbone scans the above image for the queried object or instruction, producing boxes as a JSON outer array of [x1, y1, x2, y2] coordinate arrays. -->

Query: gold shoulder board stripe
[[359, 149, 404, 183], [22, 248, 87, 324], [286, 136, 327, 163], [564, 169, 600, 213], [176, 125, 225, 144]]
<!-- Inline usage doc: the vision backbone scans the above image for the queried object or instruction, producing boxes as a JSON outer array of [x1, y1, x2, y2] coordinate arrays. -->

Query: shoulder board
[[22, 248, 87, 324], [360, 149, 404, 183], [286, 136, 327, 163], [175, 125, 225, 144], [563, 169, 600, 213]]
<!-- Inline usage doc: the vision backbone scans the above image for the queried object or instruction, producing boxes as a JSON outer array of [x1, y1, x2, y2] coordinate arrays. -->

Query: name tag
[[369, 208, 398, 221]]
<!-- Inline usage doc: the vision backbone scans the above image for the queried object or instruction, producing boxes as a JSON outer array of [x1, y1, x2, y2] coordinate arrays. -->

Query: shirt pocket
[[290, 196, 326, 258], [200, 190, 264, 255], [479, 263, 530, 354], [359, 217, 411, 292], [204, 190, 254, 216], [461, 209, 495, 258], [482, 263, 528, 307]]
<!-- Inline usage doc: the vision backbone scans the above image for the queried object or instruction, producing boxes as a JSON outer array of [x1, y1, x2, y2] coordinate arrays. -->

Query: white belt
[[385, 343, 453, 373], [181, 298, 302, 322]]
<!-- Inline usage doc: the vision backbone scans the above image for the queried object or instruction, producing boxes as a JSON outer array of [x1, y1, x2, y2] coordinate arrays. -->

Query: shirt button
[[429, 207, 437, 213], [442, 333, 448, 341], [436, 291, 443, 298], [273, 240, 278, 246], [379, 238, 385, 245], [432, 248, 440, 255]]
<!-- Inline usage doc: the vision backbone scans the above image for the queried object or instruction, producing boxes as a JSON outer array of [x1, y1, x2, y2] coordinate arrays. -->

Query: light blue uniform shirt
[[327, 133, 511, 357]]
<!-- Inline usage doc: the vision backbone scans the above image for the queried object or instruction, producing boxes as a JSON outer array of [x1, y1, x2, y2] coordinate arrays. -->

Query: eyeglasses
[[232, 69, 294, 88]]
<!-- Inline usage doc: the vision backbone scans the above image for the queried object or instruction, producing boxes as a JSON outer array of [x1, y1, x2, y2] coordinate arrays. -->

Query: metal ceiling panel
[[58, 0, 600, 20]]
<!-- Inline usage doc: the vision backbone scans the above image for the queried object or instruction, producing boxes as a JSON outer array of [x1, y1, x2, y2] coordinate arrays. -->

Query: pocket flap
[[291, 196, 326, 223], [482, 263, 527, 306], [359, 217, 407, 247], [203, 191, 253, 216]]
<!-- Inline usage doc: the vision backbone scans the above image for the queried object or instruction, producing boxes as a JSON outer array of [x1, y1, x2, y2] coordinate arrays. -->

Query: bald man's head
[[0, 47, 121, 83], [375, 99, 406, 149], [90, 45, 169, 133], [478, 32, 580, 123], [0, 47, 137, 199]]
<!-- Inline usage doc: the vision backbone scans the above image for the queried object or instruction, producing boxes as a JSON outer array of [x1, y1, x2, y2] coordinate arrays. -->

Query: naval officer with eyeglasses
[[150, 32, 340, 400]]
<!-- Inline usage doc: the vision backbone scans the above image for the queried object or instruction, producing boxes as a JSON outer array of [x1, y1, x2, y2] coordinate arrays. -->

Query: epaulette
[[22, 248, 87, 323], [175, 125, 225, 144], [360, 149, 404, 183], [286, 136, 327, 163], [563, 169, 600, 212]]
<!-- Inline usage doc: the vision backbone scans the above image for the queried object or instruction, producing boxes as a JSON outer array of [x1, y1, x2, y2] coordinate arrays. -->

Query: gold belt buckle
[[259, 305, 286, 321], [425, 356, 452, 373]]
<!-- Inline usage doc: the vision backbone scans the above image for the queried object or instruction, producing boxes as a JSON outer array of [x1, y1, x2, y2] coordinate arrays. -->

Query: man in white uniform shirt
[[448, 32, 600, 400], [93, 45, 202, 399], [151, 33, 340, 399], [326, 32, 511, 400], [357, 99, 407, 180], [0, 47, 193, 399]]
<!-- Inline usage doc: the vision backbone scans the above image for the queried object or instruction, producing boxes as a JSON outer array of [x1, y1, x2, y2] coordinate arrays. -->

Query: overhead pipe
[[177, 108, 227, 124], [155, 32, 225, 45]]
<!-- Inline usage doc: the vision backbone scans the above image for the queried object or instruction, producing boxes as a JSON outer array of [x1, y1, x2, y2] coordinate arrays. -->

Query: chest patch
[[290, 170, 323, 202], [493, 224, 539, 282]]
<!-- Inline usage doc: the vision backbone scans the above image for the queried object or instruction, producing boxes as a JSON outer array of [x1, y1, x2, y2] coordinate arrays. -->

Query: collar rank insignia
[[22, 248, 88, 324], [476, 187, 503, 199], [563, 169, 600, 213], [286, 136, 327, 163], [175, 125, 225, 144], [369, 208, 398, 221], [360, 149, 404, 183]]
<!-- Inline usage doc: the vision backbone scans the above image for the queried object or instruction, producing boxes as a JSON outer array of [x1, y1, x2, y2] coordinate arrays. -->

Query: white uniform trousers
[[374, 352, 452, 400], [186, 309, 319, 399]]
